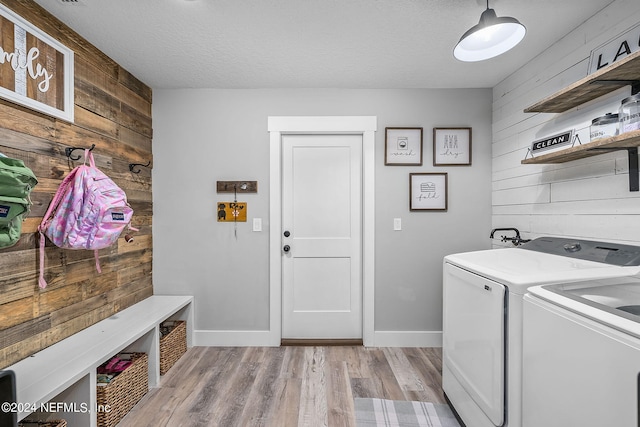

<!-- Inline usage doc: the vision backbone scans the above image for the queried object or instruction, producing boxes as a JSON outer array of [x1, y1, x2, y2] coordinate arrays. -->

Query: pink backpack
[[38, 149, 136, 289]]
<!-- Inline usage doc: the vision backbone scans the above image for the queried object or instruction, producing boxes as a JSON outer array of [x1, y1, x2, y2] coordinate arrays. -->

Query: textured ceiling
[[33, 0, 615, 89]]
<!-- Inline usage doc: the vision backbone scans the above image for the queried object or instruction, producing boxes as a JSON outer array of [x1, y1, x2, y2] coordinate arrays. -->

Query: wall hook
[[129, 161, 151, 174], [65, 144, 95, 161]]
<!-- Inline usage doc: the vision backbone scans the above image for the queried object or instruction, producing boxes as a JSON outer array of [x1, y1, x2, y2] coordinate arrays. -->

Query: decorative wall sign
[[216, 181, 258, 193], [588, 22, 640, 74], [433, 127, 471, 166], [530, 130, 574, 154], [385, 127, 423, 165], [217, 202, 247, 222], [0, 5, 74, 122], [410, 173, 448, 211]]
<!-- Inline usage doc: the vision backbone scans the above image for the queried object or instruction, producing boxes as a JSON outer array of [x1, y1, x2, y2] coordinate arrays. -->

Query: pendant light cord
[[234, 184, 238, 240]]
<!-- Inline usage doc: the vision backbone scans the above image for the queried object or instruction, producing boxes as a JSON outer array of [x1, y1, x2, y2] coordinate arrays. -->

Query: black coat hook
[[65, 144, 95, 161], [129, 161, 151, 174]]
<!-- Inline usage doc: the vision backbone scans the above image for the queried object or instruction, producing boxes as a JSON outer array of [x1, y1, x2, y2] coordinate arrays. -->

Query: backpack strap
[[94, 250, 102, 274], [87, 147, 101, 274], [85, 148, 96, 168], [91, 223, 140, 274], [38, 167, 79, 289], [38, 234, 48, 289]]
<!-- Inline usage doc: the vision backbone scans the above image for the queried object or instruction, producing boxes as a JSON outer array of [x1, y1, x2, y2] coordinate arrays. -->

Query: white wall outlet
[[253, 218, 262, 232], [393, 218, 402, 231]]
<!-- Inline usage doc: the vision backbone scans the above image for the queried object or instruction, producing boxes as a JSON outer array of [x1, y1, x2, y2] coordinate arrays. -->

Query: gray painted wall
[[152, 88, 492, 343]]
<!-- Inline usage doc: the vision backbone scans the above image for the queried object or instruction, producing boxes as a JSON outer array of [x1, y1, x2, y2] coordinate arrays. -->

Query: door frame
[[268, 116, 377, 346]]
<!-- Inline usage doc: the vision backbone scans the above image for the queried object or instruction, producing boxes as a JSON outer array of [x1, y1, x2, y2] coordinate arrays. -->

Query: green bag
[[0, 155, 38, 248]]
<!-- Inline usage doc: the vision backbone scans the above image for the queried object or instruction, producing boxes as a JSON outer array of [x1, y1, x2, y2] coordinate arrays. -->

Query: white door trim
[[268, 116, 377, 346]]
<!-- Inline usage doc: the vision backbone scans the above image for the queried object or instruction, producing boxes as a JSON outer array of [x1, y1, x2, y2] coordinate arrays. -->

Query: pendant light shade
[[454, 3, 526, 62]]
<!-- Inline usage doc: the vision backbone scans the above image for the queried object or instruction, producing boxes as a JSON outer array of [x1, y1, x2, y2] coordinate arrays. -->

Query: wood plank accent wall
[[0, 0, 153, 369], [491, 2, 640, 246]]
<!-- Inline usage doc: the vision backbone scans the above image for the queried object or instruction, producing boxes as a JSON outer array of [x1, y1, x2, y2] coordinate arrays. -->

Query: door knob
[[284, 230, 291, 237], [283, 245, 291, 253]]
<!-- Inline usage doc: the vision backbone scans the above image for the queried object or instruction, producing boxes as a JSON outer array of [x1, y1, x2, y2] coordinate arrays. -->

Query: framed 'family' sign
[[433, 127, 471, 166], [385, 127, 423, 165], [0, 5, 74, 122], [410, 173, 448, 211]]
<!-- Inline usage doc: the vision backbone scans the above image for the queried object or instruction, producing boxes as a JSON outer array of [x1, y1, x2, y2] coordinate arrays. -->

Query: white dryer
[[442, 237, 640, 427]]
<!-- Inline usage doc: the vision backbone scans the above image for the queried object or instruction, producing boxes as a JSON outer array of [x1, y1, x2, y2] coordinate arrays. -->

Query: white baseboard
[[373, 331, 442, 347], [194, 329, 442, 348], [193, 330, 278, 347]]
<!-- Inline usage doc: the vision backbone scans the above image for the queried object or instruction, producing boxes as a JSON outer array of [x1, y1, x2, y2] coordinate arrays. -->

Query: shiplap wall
[[0, 0, 153, 369], [492, 0, 640, 245]]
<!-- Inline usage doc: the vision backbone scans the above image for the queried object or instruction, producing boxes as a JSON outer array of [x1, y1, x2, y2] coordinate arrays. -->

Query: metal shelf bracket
[[629, 147, 639, 192], [588, 146, 639, 191]]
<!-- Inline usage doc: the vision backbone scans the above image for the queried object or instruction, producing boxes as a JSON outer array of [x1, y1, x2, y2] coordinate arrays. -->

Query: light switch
[[393, 218, 402, 231], [253, 218, 262, 232]]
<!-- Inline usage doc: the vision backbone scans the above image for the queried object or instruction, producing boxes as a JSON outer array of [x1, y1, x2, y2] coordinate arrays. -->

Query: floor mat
[[354, 398, 461, 427]]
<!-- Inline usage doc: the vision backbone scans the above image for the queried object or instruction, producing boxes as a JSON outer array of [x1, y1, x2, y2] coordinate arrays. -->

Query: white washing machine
[[523, 275, 640, 427], [442, 237, 640, 427]]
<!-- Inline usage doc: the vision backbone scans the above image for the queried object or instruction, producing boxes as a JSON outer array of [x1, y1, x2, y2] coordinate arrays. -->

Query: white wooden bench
[[6, 295, 193, 426]]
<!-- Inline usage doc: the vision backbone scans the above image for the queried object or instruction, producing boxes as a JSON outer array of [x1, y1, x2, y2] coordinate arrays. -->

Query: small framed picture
[[410, 173, 448, 211], [385, 127, 423, 165], [433, 127, 472, 166]]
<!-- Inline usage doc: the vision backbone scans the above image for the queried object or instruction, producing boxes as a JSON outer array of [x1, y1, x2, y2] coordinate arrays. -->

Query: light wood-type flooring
[[119, 346, 445, 427]]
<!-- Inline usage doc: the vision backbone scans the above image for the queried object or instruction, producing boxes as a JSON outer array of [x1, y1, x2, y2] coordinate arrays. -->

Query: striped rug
[[354, 398, 461, 427]]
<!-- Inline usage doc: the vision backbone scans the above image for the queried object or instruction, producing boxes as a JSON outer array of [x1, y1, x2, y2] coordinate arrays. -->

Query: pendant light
[[453, 0, 526, 62]]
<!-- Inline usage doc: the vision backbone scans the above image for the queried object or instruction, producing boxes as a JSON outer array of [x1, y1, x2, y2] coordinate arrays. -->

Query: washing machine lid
[[530, 277, 640, 338], [445, 238, 640, 294]]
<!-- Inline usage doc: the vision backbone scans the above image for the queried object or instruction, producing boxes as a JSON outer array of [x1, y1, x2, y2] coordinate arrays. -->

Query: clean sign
[[531, 131, 574, 154]]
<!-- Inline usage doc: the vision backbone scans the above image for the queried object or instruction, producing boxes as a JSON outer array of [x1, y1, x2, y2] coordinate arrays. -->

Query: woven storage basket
[[18, 421, 67, 427], [159, 320, 187, 375], [96, 352, 148, 427]]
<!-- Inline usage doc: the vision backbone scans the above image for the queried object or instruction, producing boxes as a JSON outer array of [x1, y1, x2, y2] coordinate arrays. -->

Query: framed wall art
[[0, 4, 75, 122], [217, 202, 247, 222], [385, 127, 423, 165], [410, 173, 448, 211], [433, 127, 471, 166]]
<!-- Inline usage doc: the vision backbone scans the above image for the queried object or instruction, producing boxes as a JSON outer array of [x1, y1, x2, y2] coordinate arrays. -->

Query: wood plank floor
[[119, 346, 445, 427]]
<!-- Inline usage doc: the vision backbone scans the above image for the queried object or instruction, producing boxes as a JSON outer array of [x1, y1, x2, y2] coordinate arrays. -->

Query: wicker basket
[[18, 421, 67, 427], [159, 320, 187, 375], [96, 352, 148, 427]]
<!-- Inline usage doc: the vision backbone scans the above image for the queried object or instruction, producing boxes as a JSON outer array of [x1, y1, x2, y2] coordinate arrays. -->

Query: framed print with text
[[385, 127, 423, 165], [410, 173, 448, 211], [433, 127, 471, 166], [0, 4, 74, 122]]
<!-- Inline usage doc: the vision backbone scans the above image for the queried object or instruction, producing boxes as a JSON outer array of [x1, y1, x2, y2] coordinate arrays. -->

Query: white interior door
[[282, 134, 362, 339]]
